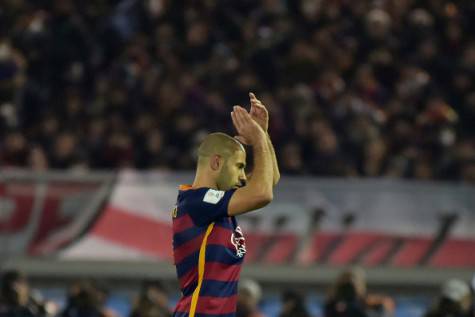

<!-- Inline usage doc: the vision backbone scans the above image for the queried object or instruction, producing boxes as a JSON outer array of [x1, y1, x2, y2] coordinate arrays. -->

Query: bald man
[[172, 93, 279, 317]]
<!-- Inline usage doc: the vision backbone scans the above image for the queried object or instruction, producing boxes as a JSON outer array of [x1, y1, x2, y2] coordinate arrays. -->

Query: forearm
[[248, 136, 274, 199], [266, 133, 280, 186]]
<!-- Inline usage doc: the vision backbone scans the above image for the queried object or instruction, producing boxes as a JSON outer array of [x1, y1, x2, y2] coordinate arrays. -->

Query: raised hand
[[231, 105, 265, 146], [249, 92, 269, 132]]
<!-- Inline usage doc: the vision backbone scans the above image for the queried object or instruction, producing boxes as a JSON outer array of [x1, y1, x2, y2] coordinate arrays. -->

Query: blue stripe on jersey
[[214, 220, 233, 230], [180, 280, 237, 298], [176, 245, 238, 278], [174, 209, 186, 218], [176, 250, 200, 278], [199, 280, 238, 297], [206, 245, 240, 264], [174, 226, 206, 248], [182, 281, 198, 297]]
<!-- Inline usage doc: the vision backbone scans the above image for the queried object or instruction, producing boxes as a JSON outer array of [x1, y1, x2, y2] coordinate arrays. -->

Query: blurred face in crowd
[[146, 285, 168, 308], [54, 133, 76, 159], [281, 142, 303, 173], [2, 273, 30, 306], [5, 132, 26, 154], [14, 278, 29, 306]]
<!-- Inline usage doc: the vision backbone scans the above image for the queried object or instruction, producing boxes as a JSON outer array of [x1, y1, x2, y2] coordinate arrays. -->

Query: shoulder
[[180, 188, 229, 206], [202, 188, 227, 204]]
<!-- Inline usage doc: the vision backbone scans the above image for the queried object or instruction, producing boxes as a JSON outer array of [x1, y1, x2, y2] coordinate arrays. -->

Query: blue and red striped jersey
[[172, 185, 246, 317]]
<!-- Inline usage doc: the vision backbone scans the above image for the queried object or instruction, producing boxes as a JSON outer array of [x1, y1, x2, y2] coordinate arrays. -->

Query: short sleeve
[[185, 188, 236, 226]]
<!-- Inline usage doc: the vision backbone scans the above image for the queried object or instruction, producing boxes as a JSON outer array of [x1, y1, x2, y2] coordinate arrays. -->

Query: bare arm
[[228, 106, 274, 216], [245, 135, 280, 186], [266, 133, 280, 186], [239, 93, 280, 186]]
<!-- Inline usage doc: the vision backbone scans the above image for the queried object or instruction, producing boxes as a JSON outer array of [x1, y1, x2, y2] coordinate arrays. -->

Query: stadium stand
[[1, 1, 475, 317], [0, 1, 475, 183]]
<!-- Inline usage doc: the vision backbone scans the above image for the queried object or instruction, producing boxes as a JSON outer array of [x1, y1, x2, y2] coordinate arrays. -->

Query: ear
[[210, 154, 222, 171]]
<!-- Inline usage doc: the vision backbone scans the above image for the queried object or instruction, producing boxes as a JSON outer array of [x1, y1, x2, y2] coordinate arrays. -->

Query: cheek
[[219, 167, 232, 180]]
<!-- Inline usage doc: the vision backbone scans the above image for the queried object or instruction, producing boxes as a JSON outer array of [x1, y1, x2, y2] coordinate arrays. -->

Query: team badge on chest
[[231, 226, 246, 258]]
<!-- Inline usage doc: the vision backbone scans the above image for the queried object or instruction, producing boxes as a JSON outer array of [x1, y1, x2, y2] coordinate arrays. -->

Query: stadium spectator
[[60, 280, 117, 317], [0, 270, 48, 317], [236, 279, 265, 317], [129, 280, 171, 317], [278, 289, 312, 317], [425, 278, 472, 317], [0, 1, 474, 182], [324, 268, 394, 317]]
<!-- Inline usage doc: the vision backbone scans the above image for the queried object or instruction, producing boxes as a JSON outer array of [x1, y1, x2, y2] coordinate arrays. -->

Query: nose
[[239, 174, 247, 187]]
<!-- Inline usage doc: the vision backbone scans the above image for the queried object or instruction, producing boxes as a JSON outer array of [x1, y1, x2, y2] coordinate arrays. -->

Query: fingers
[[249, 92, 267, 110], [231, 108, 242, 131], [232, 105, 248, 130], [234, 106, 251, 124], [249, 92, 258, 107], [249, 92, 262, 106]]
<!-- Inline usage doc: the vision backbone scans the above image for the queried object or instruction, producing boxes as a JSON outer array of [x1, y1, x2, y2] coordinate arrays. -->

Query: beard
[[216, 164, 236, 191]]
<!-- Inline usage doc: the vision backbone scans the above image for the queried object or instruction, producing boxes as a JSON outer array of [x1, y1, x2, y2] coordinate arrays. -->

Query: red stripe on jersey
[[174, 295, 192, 313], [203, 262, 241, 282], [174, 232, 205, 264], [173, 213, 195, 232], [207, 226, 233, 245], [195, 295, 238, 314]]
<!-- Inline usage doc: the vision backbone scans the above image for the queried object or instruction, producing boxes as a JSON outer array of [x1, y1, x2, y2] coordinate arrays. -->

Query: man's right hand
[[231, 105, 265, 146], [228, 105, 274, 216]]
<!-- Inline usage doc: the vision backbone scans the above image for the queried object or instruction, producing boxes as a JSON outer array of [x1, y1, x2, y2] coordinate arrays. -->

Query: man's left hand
[[249, 92, 269, 132], [235, 92, 269, 145]]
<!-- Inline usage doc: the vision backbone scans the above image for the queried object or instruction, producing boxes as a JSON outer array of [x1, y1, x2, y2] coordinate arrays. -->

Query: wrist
[[251, 133, 267, 148]]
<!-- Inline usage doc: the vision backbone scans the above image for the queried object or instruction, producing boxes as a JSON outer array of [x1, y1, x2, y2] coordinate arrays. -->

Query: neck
[[192, 169, 218, 189]]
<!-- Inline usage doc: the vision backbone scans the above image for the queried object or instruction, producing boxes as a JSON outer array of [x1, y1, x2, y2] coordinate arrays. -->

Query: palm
[[250, 104, 269, 132], [234, 93, 269, 145]]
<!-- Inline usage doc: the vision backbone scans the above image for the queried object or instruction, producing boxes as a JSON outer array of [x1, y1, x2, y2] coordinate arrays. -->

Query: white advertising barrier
[[60, 171, 475, 261], [0, 171, 113, 257]]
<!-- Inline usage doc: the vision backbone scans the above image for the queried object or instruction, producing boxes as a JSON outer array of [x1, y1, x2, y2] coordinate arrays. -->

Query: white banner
[[60, 171, 475, 264]]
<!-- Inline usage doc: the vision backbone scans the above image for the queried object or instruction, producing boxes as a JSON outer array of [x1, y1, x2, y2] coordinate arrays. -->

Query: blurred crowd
[[1, 0, 475, 182], [1, 268, 474, 317]]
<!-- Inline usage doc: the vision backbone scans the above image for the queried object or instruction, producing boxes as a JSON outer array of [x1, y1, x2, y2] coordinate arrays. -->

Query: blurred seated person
[[129, 280, 171, 317], [425, 279, 472, 317], [236, 279, 265, 317], [278, 289, 312, 317], [0, 270, 49, 317], [324, 268, 394, 317], [61, 280, 117, 317]]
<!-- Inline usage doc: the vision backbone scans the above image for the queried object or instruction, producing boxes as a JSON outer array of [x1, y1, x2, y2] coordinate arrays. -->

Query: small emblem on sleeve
[[172, 206, 177, 218], [203, 189, 225, 204]]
